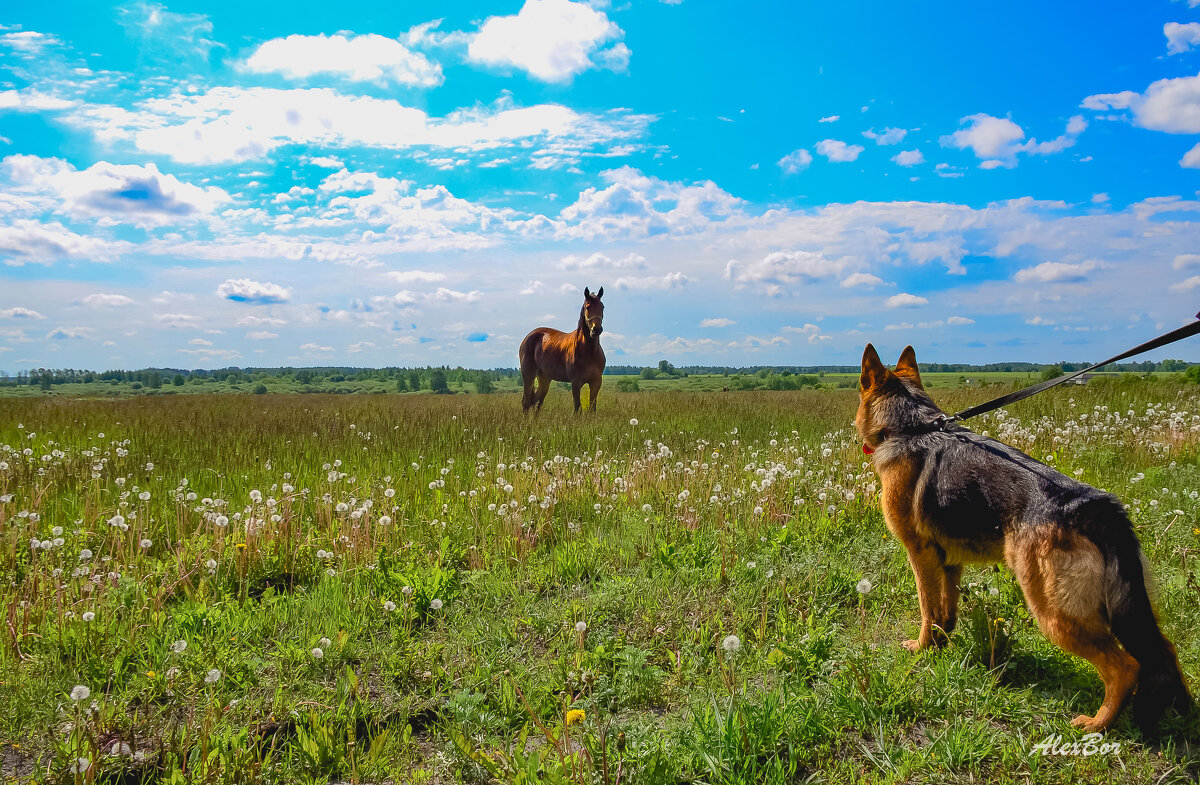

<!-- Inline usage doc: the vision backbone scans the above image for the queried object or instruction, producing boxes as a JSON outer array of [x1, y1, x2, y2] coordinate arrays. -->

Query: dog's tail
[[1099, 513, 1192, 730]]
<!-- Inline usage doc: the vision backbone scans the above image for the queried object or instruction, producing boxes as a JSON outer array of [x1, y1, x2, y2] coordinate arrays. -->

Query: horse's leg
[[571, 380, 583, 413], [535, 374, 551, 410], [521, 368, 536, 411], [589, 375, 601, 412]]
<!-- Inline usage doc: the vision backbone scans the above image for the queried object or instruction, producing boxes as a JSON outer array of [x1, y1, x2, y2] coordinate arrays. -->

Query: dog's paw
[[1070, 714, 1108, 733], [901, 639, 923, 652]]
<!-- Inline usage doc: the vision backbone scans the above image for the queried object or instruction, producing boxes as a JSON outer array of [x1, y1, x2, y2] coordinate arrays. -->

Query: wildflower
[[430, 598, 444, 611], [384, 488, 395, 498], [110, 741, 133, 756], [383, 600, 397, 612], [215, 515, 229, 527], [566, 709, 586, 726], [171, 640, 188, 654], [746, 561, 756, 570], [753, 506, 763, 516], [82, 612, 96, 622], [250, 490, 262, 503], [856, 578, 873, 595], [629, 418, 638, 426], [379, 515, 392, 525], [140, 538, 152, 549], [319, 637, 331, 648], [138, 491, 150, 501], [311, 647, 324, 659], [70, 684, 91, 701], [204, 669, 221, 684], [235, 543, 247, 551], [575, 621, 587, 633], [79, 549, 93, 561], [51, 526, 63, 537], [641, 503, 652, 513], [402, 585, 414, 596], [70, 758, 91, 774], [989, 587, 1000, 597], [721, 635, 741, 654], [205, 558, 218, 570]]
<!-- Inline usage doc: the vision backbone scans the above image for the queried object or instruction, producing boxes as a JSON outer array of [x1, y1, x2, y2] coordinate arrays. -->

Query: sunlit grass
[[0, 379, 1197, 783]]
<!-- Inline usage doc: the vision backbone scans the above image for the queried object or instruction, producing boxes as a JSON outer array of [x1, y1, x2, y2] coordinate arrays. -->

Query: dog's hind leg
[[1011, 536, 1138, 732], [937, 563, 963, 636]]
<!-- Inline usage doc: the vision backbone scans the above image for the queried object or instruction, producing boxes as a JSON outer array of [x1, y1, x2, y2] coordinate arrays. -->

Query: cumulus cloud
[[840, 272, 887, 288], [816, 139, 864, 162], [0, 219, 127, 265], [1083, 73, 1200, 135], [426, 287, 482, 302], [891, 149, 924, 167], [1013, 259, 1107, 283], [2, 155, 228, 225], [156, 313, 200, 329], [699, 317, 736, 327], [216, 278, 291, 304], [559, 251, 646, 269], [614, 272, 690, 290], [1170, 275, 1200, 292], [863, 127, 906, 145], [819, 115, 839, 123], [1165, 22, 1200, 55], [1182, 142, 1200, 169], [0, 307, 45, 319], [46, 326, 94, 340], [885, 292, 929, 308], [725, 251, 844, 296], [386, 269, 448, 284], [467, 0, 629, 82], [79, 293, 134, 307], [777, 148, 813, 174], [941, 113, 1084, 165], [66, 87, 651, 165], [243, 33, 442, 86], [246, 330, 278, 340]]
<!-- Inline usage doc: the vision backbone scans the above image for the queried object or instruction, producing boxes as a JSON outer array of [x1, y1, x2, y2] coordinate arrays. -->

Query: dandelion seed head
[[70, 684, 90, 701]]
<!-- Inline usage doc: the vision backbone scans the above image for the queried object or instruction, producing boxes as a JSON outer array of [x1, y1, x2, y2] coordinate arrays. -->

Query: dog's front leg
[[903, 542, 951, 651]]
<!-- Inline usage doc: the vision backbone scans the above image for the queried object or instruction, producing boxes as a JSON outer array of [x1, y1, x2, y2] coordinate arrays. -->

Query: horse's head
[[582, 286, 604, 338]]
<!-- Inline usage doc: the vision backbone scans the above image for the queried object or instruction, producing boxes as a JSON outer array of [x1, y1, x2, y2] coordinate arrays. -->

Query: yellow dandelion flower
[[235, 542, 248, 551], [565, 709, 586, 726], [146, 670, 156, 678]]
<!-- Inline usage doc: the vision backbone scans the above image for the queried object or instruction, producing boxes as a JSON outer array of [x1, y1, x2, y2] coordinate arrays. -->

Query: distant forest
[[3, 357, 1197, 392]]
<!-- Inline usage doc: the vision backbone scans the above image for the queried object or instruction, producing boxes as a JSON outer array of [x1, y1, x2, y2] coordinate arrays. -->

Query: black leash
[[932, 311, 1200, 429]]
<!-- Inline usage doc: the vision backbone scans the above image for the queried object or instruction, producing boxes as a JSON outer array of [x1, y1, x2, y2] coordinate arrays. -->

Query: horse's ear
[[584, 286, 592, 298], [596, 286, 603, 299]]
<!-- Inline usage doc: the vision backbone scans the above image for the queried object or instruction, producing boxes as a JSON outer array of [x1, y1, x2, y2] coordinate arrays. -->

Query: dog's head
[[856, 343, 932, 453]]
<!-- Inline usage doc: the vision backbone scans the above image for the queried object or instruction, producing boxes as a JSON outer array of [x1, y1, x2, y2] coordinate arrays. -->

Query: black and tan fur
[[857, 343, 1191, 732]]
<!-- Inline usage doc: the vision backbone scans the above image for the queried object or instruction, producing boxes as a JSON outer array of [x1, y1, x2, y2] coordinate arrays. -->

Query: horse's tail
[[519, 331, 543, 410]]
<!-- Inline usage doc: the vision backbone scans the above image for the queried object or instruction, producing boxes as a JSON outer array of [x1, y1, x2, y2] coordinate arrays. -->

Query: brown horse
[[519, 287, 605, 412]]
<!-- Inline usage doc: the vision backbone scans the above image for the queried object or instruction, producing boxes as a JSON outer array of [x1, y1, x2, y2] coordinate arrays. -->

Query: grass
[[0, 376, 1197, 783]]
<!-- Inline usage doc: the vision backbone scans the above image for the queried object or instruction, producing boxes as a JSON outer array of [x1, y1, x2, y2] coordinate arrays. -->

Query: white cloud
[[941, 114, 1025, 158], [863, 127, 906, 145], [69, 87, 651, 165], [308, 156, 344, 169], [559, 251, 647, 270], [946, 315, 975, 325], [1083, 73, 1200, 134], [699, 317, 736, 327], [1182, 142, 1200, 169], [777, 148, 813, 174], [614, 272, 690, 290], [0, 219, 127, 265], [941, 113, 1084, 165], [348, 341, 376, 353], [156, 313, 200, 329], [299, 342, 334, 353], [467, 0, 629, 82], [426, 287, 482, 303], [840, 272, 887, 288], [891, 149, 924, 167], [79, 293, 134, 307], [188, 337, 213, 347], [237, 314, 287, 326], [885, 292, 928, 308], [2, 155, 229, 225], [216, 278, 291, 304], [725, 251, 844, 295], [46, 326, 94, 340], [819, 115, 839, 123], [0, 30, 63, 55], [1013, 259, 1107, 283], [816, 139, 864, 162], [244, 33, 443, 86], [1170, 275, 1200, 292], [246, 331, 278, 340], [386, 269, 448, 284], [782, 323, 820, 333], [1165, 22, 1200, 55], [0, 307, 45, 319], [1173, 253, 1200, 269]]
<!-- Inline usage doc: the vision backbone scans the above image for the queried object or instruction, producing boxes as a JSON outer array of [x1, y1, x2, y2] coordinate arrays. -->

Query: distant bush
[[616, 378, 640, 392], [254, 383, 268, 395]]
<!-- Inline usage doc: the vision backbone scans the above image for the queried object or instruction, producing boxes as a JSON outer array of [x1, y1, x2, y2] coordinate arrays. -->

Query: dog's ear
[[860, 343, 889, 391], [894, 345, 923, 388]]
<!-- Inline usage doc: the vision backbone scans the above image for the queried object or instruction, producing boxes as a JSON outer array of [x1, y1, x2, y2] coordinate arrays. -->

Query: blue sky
[[4, 0, 1200, 370]]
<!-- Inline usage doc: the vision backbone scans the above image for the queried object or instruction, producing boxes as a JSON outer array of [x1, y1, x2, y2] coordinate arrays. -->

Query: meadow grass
[[0, 378, 1198, 783]]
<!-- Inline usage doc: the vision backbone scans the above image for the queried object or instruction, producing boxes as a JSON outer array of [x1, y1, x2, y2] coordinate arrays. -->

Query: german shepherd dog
[[857, 344, 1191, 732]]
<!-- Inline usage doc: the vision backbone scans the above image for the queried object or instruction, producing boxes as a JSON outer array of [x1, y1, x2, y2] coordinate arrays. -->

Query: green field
[[1, 379, 1198, 783]]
